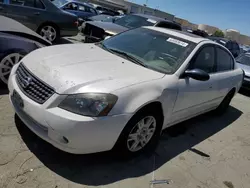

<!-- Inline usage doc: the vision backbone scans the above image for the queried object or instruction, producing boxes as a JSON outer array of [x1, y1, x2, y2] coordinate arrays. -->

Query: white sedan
[[8, 27, 243, 156]]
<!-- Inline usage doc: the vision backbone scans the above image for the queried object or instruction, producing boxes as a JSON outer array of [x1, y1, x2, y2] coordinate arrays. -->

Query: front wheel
[[0, 51, 24, 84], [114, 109, 163, 157]]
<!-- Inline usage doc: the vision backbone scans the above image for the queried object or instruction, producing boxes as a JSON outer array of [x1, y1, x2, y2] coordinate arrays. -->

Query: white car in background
[[8, 27, 243, 156]]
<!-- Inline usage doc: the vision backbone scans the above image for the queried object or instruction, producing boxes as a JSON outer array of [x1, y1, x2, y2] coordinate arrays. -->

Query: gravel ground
[[0, 35, 250, 187]]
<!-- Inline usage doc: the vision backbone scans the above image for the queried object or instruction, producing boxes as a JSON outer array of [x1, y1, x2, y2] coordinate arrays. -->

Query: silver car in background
[[236, 53, 250, 90], [0, 0, 78, 42]]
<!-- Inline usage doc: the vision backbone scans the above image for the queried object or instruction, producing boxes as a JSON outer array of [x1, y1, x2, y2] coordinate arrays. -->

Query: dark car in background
[[0, 16, 51, 84], [85, 14, 122, 22], [190, 29, 209, 37], [0, 0, 78, 43], [89, 3, 120, 16], [208, 37, 240, 58], [82, 14, 182, 43], [52, 0, 98, 20], [236, 53, 250, 90]]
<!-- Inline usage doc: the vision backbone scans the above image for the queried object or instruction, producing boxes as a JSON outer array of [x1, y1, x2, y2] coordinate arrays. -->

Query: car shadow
[[0, 83, 8, 95], [15, 106, 242, 186], [239, 88, 250, 97]]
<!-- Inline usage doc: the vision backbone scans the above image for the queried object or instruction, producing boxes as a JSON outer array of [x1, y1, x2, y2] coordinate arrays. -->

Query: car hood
[[86, 21, 128, 35], [21, 44, 164, 94], [236, 63, 250, 76], [0, 16, 51, 46]]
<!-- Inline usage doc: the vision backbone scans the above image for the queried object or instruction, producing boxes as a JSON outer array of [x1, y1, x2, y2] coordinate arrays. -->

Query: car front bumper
[[8, 74, 132, 154]]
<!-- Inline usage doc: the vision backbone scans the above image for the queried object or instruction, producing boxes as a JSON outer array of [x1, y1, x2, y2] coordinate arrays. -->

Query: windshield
[[114, 15, 156, 29], [100, 28, 195, 74], [52, 0, 68, 7], [236, 54, 250, 66]]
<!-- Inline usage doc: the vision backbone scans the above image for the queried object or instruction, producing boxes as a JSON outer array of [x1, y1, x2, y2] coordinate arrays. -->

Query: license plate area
[[12, 90, 24, 109]]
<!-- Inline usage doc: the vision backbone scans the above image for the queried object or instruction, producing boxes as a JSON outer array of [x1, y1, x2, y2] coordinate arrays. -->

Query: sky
[[132, 0, 249, 36]]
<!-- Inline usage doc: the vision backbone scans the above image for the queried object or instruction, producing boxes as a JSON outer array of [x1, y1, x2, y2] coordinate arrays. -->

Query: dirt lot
[[0, 85, 250, 188]]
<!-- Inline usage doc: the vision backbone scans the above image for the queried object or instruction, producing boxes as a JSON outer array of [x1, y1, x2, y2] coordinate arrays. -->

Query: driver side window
[[191, 46, 215, 73], [64, 2, 78, 10]]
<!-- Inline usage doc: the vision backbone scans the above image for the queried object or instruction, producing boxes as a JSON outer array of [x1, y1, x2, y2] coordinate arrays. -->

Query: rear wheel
[[38, 24, 58, 43], [214, 89, 235, 115], [0, 51, 24, 84]]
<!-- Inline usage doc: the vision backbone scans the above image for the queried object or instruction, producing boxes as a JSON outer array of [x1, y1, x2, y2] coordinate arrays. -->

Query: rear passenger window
[[191, 47, 215, 73], [78, 5, 86, 12], [89, 7, 97, 14], [216, 48, 233, 71], [35, 0, 44, 9]]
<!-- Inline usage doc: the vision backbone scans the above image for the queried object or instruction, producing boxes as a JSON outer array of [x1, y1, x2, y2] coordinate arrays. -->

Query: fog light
[[61, 136, 69, 144]]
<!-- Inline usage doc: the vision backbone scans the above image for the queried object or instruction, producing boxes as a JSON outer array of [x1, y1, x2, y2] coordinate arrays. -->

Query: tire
[[0, 50, 26, 85], [214, 90, 235, 115], [114, 108, 163, 157], [37, 24, 59, 43]]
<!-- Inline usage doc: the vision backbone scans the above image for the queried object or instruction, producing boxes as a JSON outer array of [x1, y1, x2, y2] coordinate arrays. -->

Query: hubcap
[[127, 116, 156, 152], [40, 26, 56, 42], [0, 53, 23, 84]]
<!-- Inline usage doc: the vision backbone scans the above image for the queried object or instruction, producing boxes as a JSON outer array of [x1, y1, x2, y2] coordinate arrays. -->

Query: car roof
[[69, 0, 94, 8], [144, 26, 209, 43]]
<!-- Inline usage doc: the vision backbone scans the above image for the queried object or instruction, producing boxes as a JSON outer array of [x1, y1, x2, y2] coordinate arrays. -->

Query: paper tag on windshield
[[167, 38, 188, 47], [147, 19, 157, 24]]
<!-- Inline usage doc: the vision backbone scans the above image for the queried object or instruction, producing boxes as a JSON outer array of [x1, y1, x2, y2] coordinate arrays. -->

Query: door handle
[[34, 12, 40, 15], [209, 86, 213, 89]]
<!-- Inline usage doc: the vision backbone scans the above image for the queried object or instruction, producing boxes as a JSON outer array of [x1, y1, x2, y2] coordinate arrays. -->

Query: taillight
[[74, 20, 79, 27]]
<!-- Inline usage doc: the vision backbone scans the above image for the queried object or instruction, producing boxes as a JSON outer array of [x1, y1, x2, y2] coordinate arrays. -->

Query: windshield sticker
[[147, 19, 157, 24], [167, 38, 188, 47]]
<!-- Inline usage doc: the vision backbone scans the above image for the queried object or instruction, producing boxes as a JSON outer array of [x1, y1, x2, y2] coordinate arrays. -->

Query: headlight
[[59, 93, 118, 117]]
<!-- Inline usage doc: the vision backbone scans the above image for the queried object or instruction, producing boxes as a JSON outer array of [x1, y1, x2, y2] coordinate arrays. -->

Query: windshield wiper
[[108, 48, 147, 68]]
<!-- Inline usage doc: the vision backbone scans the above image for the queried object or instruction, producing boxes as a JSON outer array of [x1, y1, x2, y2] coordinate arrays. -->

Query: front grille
[[245, 75, 250, 79], [83, 23, 105, 39], [16, 63, 55, 104]]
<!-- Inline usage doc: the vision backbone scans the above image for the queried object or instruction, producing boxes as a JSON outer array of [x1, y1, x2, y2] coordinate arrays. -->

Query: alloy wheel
[[127, 116, 156, 152], [40, 26, 57, 42], [0, 53, 23, 84]]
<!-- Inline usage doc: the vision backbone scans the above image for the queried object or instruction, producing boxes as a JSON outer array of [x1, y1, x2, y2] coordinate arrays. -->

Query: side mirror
[[184, 69, 210, 81], [104, 36, 111, 40]]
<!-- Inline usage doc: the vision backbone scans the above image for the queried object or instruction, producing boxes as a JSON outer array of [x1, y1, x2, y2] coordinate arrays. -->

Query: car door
[[215, 46, 237, 98], [5, 0, 46, 31], [170, 45, 220, 124]]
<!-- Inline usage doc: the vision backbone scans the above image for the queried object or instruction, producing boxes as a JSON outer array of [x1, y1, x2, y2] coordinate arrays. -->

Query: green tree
[[213, 30, 225, 37]]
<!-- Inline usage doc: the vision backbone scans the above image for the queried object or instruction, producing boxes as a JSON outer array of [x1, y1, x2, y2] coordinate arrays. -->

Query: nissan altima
[[8, 27, 243, 156]]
